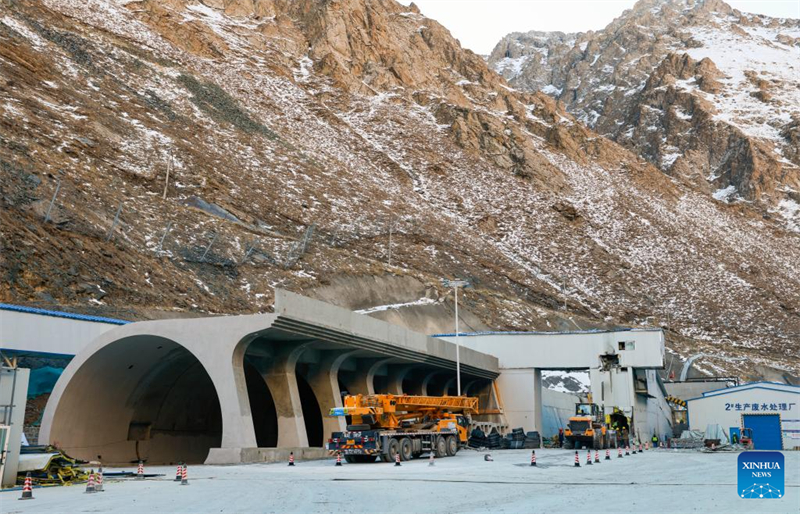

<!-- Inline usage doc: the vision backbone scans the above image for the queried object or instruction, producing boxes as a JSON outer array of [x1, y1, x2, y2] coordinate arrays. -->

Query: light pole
[[442, 278, 470, 396]]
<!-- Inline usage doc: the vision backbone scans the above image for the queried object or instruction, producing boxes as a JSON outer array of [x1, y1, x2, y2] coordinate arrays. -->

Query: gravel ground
[[3, 448, 798, 514]]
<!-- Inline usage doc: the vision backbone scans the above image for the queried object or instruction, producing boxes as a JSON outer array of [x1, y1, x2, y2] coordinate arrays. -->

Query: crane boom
[[327, 393, 478, 463]]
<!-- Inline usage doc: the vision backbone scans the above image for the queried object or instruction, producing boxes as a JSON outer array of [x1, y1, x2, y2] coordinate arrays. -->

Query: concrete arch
[[303, 350, 358, 440], [41, 334, 222, 465], [421, 371, 448, 396]]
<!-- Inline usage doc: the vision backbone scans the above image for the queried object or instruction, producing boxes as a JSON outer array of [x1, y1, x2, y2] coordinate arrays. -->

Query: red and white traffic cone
[[394, 452, 401, 467], [639, 443, 643, 453], [594, 450, 600, 464], [530, 450, 536, 467], [180, 464, 189, 486], [605, 448, 611, 461], [335, 453, 342, 466], [711, 442, 716, 450], [85, 470, 96, 494], [429, 452, 435, 466], [19, 472, 34, 500], [288, 452, 295, 467], [574, 451, 580, 467], [174, 463, 183, 481], [618, 446, 623, 458], [625, 446, 630, 455], [645, 442, 650, 451], [586, 450, 592, 466], [96, 467, 104, 492], [631, 444, 637, 454], [136, 461, 144, 479]]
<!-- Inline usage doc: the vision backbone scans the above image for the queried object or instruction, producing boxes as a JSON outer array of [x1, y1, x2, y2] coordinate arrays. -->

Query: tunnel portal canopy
[[47, 335, 222, 465], [40, 290, 500, 465]]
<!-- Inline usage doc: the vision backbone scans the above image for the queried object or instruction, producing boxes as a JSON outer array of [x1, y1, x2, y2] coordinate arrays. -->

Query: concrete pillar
[[348, 358, 392, 395], [532, 368, 543, 432], [258, 344, 310, 448], [495, 368, 542, 432], [305, 351, 357, 438], [0, 367, 29, 487]]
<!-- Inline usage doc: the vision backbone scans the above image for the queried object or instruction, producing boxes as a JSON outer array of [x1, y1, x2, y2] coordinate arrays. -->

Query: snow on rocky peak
[[488, 0, 800, 233]]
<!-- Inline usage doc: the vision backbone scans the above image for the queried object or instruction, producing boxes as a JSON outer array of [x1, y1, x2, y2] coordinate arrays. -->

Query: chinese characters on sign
[[725, 402, 796, 412]]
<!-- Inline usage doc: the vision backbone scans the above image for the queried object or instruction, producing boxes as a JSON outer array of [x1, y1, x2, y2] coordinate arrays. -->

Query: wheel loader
[[563, 403, 627, 449]]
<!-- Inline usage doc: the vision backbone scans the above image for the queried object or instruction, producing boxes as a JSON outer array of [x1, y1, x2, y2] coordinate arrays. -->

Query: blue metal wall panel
[[742, 414, 782, 450]]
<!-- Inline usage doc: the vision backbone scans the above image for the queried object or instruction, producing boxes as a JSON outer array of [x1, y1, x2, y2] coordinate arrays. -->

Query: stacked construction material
[[17, 446, 88, 486], [468, 428, 541, 449], [503, 428, 542, 449]]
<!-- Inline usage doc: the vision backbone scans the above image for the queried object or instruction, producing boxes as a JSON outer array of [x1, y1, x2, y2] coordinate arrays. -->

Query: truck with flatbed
[[326, 394, 478, 463]]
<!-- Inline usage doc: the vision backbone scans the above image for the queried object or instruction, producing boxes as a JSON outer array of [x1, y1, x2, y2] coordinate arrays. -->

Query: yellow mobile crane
[[327, 394, 478, 463]]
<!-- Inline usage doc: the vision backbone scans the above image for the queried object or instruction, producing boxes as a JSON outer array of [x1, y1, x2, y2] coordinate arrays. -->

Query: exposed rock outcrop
[[489, 0, 800, 226]]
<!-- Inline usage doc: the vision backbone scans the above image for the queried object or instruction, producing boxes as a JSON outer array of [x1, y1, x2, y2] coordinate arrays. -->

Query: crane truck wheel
[[435, 436, 448, 458], [446, 435, 458, 456], [387, 438, 400, 462], [400, 438, 413, 461]]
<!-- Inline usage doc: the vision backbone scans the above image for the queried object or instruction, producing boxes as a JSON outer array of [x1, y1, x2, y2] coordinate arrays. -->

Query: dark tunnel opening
[[296, 374, 324, 447], [243, 359, 278, 447]]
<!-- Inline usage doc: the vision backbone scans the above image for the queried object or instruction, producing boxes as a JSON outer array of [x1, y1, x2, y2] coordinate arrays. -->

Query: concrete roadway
[[4, 449, 798, 514]]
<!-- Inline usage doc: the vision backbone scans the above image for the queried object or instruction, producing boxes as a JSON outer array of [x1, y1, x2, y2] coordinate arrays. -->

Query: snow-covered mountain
[[1, 0, 798, 381], [489, 0, 800, 231]]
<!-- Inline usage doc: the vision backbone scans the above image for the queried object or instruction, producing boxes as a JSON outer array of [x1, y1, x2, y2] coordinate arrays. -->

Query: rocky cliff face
[[1, 0, 799, 380], [489, 0, 800, 231]]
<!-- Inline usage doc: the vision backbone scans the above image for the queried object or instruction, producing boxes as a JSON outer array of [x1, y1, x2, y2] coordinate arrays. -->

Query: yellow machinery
[[328, 394, 478, 463], [564, 403, 628, 449]]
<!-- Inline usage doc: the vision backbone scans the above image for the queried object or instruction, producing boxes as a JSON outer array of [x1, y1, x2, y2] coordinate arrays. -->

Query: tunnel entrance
[[244, 360, 278, 447], [47, 336, 222, 465], [296, 374, 324, 447]]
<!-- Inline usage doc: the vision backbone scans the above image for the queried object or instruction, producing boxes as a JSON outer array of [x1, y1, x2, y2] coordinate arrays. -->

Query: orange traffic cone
[[174, 463, 183, 481], [136, 461, 144, 479], [288, 452, 295, 467], [335, 452, 342, 466], [180, 464, 189, 486], [19, 472, 34, 500], [573, 451, 580, 467], [530, 450, 536, 467], [85, 470, 97, 494]]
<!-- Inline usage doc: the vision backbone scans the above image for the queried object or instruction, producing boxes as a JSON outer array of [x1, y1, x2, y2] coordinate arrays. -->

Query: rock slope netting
[[489, 0, 800, 232], [0, 0, 798, 380]]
